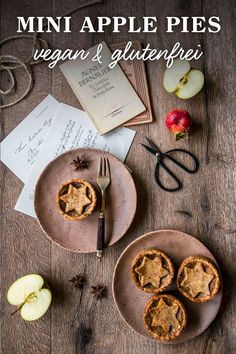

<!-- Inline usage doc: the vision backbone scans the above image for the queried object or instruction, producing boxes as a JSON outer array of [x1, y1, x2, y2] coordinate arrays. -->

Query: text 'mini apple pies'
[[131, 249, 174, 293], [144, 294, 187, 342], [57, 179, 97, 221], [177, 256, 220, 302]]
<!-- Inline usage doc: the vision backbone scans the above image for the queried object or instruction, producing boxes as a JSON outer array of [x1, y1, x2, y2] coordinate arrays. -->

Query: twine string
[[0, 0, 103, 109], [0, 34, 48, 109]]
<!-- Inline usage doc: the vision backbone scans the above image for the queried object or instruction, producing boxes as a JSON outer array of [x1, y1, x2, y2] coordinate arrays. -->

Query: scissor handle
[[155, 160, 182, 192], [165, 149, 199, 173]]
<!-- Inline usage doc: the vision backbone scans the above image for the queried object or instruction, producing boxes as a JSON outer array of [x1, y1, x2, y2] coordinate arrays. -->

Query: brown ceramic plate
[[112, 230, 222, 344], [34, 148, 137, 253]]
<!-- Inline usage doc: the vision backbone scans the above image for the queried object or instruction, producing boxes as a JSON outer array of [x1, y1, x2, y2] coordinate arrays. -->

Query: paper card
[[0, 95, 60, 183], [60, 42, 145, 134], [15, 103, 136, 217]]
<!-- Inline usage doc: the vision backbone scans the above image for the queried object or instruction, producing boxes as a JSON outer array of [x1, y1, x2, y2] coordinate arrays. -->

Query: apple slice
[[163, 59, 204, 99], [7, 274, 44, 306], [175, 69, 204, 99], [20, 288, 52, 321], [7, 274, 52, 321], [163, 59, 191, 93]]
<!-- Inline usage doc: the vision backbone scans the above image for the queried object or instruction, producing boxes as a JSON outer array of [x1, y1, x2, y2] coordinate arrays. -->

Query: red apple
[[165, 109, 192, 140]]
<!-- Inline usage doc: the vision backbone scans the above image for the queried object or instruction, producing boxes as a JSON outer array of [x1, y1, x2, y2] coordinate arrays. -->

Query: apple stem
[[10, 292, 35, 316], [11, 303, 24, 316]]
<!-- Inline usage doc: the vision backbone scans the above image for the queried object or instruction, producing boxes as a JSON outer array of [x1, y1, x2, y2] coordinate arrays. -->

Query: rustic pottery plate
[[34, 148, 137, 253], [112, 230, 222, 344]]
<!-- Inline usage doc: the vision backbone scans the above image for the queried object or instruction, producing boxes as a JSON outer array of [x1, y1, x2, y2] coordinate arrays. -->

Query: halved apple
[[7, 274, 52, 321], [163, 59, 204, 99]]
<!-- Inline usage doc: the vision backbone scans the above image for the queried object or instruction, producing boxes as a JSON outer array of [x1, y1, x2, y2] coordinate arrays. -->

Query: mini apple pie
[[144, 294, 187, 342], [177, 256, 220, 302], [57, 179, 96, 221], [131, 249, 174, 293]]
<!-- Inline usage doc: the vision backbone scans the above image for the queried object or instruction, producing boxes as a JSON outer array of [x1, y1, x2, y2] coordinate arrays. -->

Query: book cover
[[60, 41, 146, 135]]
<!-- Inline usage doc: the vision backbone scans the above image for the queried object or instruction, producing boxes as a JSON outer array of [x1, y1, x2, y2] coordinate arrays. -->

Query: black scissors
[[141, 138, 199, 192]]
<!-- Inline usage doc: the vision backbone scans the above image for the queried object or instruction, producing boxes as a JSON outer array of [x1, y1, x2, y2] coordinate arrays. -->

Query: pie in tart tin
[[177, 255, 220, 302], [131, 249, 174, 293], [56, 178, 97, 221], [143, 294, 187, 342]]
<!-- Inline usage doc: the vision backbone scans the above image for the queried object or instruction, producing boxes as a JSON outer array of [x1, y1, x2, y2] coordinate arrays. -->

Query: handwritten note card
[[0, 95, 59, 183], [15, 103, 136, 217]]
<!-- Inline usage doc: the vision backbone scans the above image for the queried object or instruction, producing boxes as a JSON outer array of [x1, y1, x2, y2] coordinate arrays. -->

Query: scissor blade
[[141, 143, 157, 155], [146, 138, 161, 154]]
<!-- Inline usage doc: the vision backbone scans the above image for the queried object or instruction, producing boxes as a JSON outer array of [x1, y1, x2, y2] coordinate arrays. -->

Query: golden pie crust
[[131, 249, 174, 293], [177, 256, 220, 302], [56, 179, 97, 221], [144, 294, 187, 342]]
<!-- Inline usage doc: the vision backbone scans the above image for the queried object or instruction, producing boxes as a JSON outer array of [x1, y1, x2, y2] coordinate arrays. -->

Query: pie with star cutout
[[177, 256, 220, 302], [131, 249, 174, 293], [57, 179, 97, 220], [144, 294, 187, 341]]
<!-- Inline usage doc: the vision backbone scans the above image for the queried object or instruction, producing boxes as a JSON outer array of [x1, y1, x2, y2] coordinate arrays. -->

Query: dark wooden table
[[0, 1, 235, 353]]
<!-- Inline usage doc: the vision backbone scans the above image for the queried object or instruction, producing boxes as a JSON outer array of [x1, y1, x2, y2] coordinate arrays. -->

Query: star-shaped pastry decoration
[[181, 262, 214, 298], [60, 184, 91, 215], [135, 256, 169, 288], [150, 299, 181, 333]]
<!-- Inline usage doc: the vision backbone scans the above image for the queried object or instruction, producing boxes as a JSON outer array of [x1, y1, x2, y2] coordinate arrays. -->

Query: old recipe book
[[60, 41, 146, 135], [110, 41, 153, 127]]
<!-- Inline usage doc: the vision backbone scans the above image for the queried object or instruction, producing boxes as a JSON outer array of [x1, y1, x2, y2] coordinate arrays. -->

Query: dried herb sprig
[[90, 285, 107, 300], [71, 156, 88, 171], [68, 270, 86, 331]]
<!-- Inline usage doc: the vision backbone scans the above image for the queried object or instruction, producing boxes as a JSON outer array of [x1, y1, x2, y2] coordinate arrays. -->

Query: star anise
[[71, 156, 88, 171], [69, 274, 86, 289], [90, 285, 107, 300]]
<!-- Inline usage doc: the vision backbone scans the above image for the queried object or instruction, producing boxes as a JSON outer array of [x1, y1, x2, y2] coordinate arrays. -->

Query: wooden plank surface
[[0, 0, 235, 353]]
